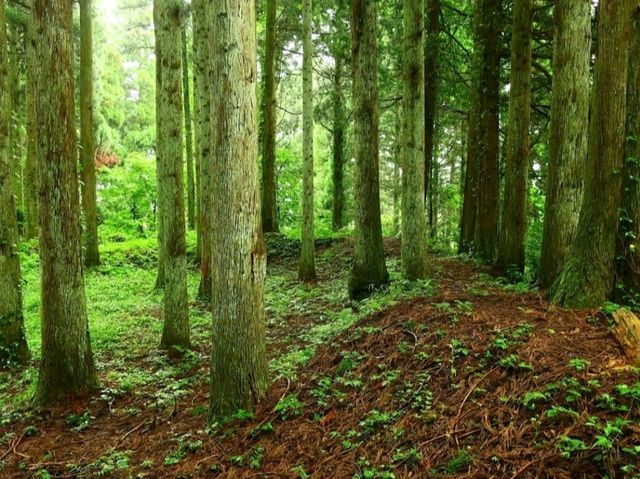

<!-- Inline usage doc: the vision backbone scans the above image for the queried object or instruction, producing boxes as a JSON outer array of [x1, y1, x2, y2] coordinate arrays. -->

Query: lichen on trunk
[[400, 0, 429, 280], [208, 0, 269, 419], [32, 0, 98, 404], [551, 0, 634, 308], [538, 0, 591, 289], [0, 0, 29, 366], [348, 0, 389, 298], [154, 0, 190, 349]]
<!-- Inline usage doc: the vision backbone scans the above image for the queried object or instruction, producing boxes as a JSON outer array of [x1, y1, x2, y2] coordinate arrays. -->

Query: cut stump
[[611, 309, 640, 365]]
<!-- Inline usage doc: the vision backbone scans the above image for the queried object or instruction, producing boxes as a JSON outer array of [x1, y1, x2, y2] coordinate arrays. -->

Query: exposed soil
[[1, 247, 639, 479]]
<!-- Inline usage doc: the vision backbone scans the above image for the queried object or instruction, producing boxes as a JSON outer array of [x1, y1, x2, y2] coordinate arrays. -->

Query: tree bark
[[401, 0, 429, 280], [0, 0, 29, 366], [79, 0, 100, 267], [473, 0, 501, 262], [154, 0, 190, 349], [424, 0, 440, 228], [615, 7, 640, 300], [331, 47, 345, 232], [459, 0, 483, 254], [192, 0, 212, 300], [182, 25, 195, 231], [299, 0, 316, 281], [261, 0, 280, 233], [551, 0, 634, 308], [209, 0, 269, 419], [348, 0, 389, 298], [538, 0, 591, 289], [24, 17, 38, 241], [495, 0, 533, 275], [33, 0, 98, 404]]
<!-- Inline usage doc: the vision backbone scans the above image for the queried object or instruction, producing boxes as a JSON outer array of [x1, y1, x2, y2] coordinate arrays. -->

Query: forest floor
[[1, 237, 640, 478]]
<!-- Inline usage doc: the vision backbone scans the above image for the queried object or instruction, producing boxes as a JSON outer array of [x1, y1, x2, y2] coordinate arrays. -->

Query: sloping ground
[[1, 251, 639, 478]]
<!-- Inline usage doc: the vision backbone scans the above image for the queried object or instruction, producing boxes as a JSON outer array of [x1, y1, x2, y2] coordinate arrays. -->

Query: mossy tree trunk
[[192, 0, 212, 300], [495, 0, 533, 276], [331, 45, 345, 232], [538, 0, 591, 289], [615, 8, 640, 300], [459, 0, 483, 254], [154, 0, 190, 349], [299, 0, 316, 282], [261, 0, 280, 233], [401, 0, 429, 280], [424, 0, 440, 229], [79, 0, 100, 267], [551, 0, 634, 308], [0, 0, 29, 366], [208, 0, 269, 419], [330, 0, 348, 232], [473, 0, 501, 262], [32, 0, 98, 405], [348, 0, 389, 298], [24, 17, 38, 241], [181, 25, 195, 231]]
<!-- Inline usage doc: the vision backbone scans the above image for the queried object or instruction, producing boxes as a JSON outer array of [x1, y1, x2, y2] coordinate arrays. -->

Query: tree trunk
[[459, 0, 483, 254], [192, 0, 212, 300], [348, 0, 389, 298], [538, 0, 591, 289], [473, 0, 501, 262], [424, 0, 440, 222], [615, 8, 640, 300], [0, 0, 29, 366], [261, 0, 280, 233], [299, 0, 316, 281], [182, 26, 195, 231], [154, 0, 190, 349], [401, 0, 429, 280], [24, 17, 38, 241], [495, 0, 533, 276], [551, 0, 634, 308], [8, 24, 23, 220], [331, 51, 345, 231], [208, 0, 269, 419], [79, 0, 100, 267], [392, 106, 402, 237], [33, 0, 98, 405]]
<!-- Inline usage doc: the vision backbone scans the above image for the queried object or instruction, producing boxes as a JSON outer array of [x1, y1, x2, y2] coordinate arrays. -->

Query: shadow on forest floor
[[1, 238, 639, 478]]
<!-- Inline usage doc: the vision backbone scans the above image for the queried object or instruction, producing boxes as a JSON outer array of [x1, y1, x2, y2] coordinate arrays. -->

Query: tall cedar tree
[[33, 0, 98, 405], [79, 0, 100, 267], [24, 18, 38, 240], [459, 0, 485, 253], [401, 0, 429, 280], [331, 0, 347, 231], [209, 0, 269, 419], [349, 0, 389, 298], [424, 0, 440, 230], [551, 0, 634, 307], [154, 0, 190, 348], [262, 0, 280, 233], [182, 26, 195, 231], [495, 0, 533, 275], [0, 0, 29, 366], [615, 8, 640, 298], [538, 0, 591, 288], [299, 0, 317, 281], [473, 0, 501, 262], [192, 0, 212, 299]]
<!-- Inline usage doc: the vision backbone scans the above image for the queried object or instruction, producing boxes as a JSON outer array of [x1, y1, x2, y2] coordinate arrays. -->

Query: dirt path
[[1, 250, 638, 479]]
